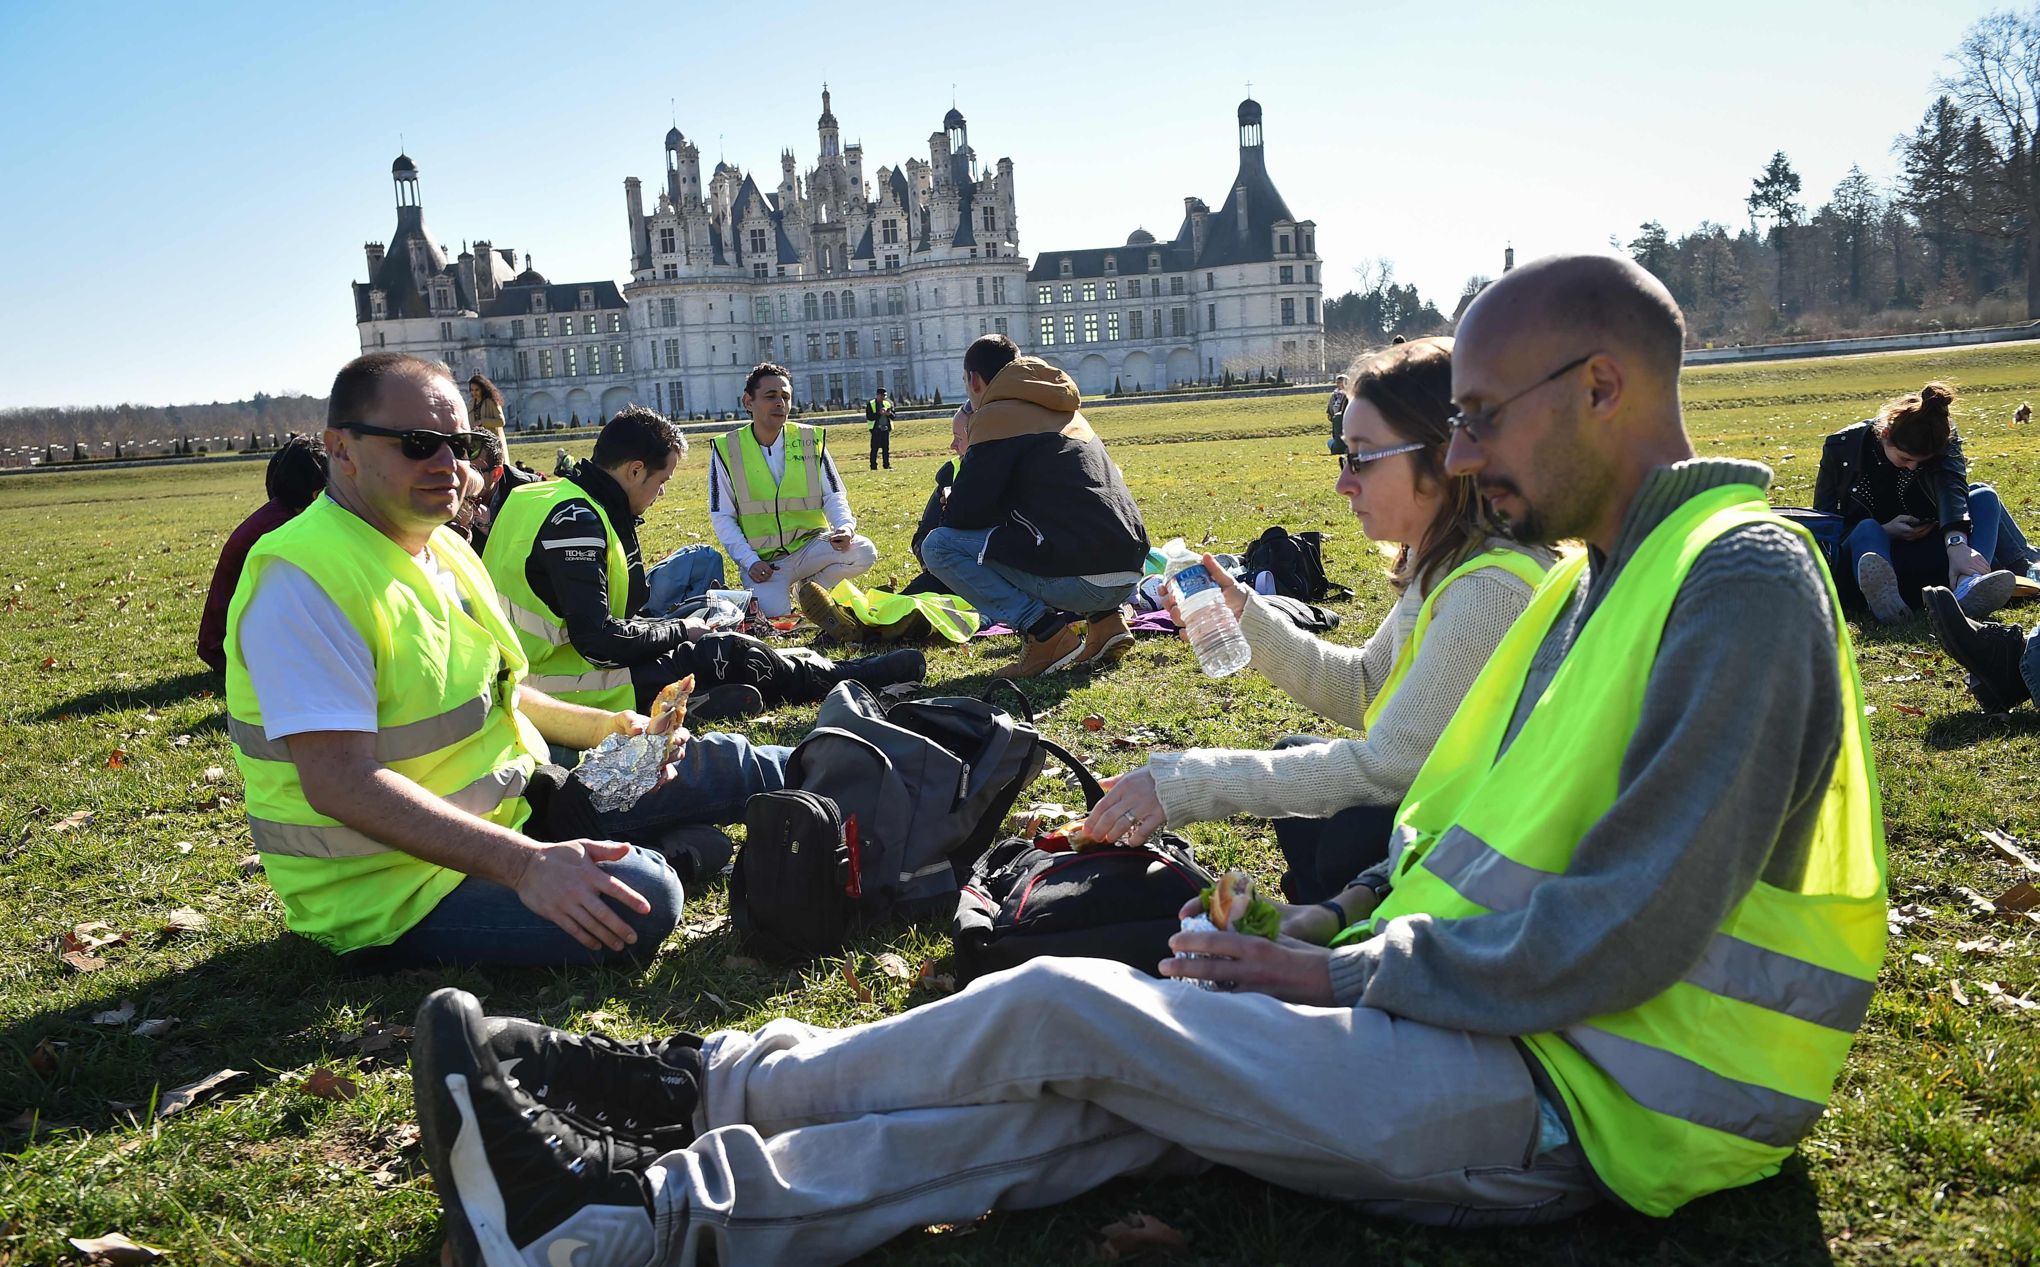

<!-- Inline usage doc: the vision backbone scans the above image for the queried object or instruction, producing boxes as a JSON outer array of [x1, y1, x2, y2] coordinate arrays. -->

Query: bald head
[[1462, 253, 1686, 384]]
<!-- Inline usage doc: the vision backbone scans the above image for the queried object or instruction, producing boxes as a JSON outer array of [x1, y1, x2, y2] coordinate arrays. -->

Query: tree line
[[0, 393, 330, 467], [1324, 5, 2039, 353]]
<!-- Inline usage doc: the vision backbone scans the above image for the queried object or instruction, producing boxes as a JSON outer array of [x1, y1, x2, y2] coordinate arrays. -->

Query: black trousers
[[628, 632, 836, 713], [1266, 735, 1399, 905], [869, 429, 890, 469]]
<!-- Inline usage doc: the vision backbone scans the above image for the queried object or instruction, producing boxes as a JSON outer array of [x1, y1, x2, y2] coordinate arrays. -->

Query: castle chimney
[[364, 241, 385, 276]]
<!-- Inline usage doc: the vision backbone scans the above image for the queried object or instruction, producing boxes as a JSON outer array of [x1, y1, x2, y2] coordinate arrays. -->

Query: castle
[[353, 93, 1322, 425]]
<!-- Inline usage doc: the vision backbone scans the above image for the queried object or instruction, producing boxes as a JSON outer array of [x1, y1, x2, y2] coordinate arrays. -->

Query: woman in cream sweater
[[1085, 338, 1553, 904]]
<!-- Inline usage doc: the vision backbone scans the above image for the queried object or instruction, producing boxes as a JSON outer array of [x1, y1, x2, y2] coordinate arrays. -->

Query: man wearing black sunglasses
[[221, 353, 776, 973]]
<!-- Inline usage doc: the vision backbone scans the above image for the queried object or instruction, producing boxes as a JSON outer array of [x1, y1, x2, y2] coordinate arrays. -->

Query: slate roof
[[850, 220, 875, 261], [479, 280, 627, 318], [353, 205, 447, 321]]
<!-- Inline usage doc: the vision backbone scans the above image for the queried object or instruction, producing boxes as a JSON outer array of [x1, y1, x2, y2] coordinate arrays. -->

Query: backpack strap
[[1036, 737, 1107, 808], [979, 677, 1037, 726]]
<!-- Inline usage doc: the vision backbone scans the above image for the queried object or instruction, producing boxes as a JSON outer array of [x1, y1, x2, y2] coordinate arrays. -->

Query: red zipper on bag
[[1010, 848, 1197, 922], [842, 813, 864, 900]]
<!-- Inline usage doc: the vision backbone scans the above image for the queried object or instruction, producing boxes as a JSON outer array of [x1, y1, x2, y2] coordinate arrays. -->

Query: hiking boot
[[830, 648, 926, 691], [481, 1014, 706, 1157], [993, 624, 1083, 678], [1923, 586, 2031, 712], [413, 988, 660, 1267], [1070, 609, 1134, 671], [1856, 553, 1909, 624], [876, 608, 934, 644], [1955, 569, 2017, 618], [689, 683, 765, 722], [796, 581, 867, 644]]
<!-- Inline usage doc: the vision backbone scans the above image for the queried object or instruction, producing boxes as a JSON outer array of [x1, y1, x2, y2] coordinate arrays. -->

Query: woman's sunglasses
[[1333, 440, 1425, 474], [339, 422, 487, 462]]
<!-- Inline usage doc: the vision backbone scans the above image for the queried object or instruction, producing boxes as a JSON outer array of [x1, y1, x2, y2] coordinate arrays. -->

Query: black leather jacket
[[522, 459, 688, 668], [1812, 420, 1973, 534]]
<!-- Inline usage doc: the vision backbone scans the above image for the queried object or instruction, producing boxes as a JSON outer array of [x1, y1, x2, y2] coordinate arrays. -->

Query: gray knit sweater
[[1148, 536, 1548, 827], [1325, 459, 1846, 1031]]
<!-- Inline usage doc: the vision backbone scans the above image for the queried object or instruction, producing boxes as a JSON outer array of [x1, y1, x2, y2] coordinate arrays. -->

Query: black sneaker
[[480, 1014, 706, 1157], [1922, 586, 2032, 712], [831, 648, 926, 691], [690, 683, 766, 722], [414, 988, 660, 1267]]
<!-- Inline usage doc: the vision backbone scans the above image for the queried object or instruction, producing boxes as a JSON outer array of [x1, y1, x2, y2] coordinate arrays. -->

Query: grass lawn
[[3, 343, 2039, 1265]]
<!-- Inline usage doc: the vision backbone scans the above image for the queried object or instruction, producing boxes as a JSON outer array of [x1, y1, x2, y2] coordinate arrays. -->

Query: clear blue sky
[[0, 0, 2010, 409]]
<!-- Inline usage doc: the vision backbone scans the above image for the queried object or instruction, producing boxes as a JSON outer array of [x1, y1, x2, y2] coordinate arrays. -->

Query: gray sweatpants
[[645, 957, 1599, 1265]]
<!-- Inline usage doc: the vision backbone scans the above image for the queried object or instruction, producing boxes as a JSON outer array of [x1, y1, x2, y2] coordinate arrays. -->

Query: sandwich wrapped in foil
[[572, 675, 692, 813]]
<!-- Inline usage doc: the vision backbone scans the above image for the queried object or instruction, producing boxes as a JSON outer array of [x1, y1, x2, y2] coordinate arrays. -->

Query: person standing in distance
[[865, 385, 895, 470]]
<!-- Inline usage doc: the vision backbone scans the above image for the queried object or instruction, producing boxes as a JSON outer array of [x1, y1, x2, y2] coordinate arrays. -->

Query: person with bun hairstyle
[[1812, 381, 2037, 623], [1083, 337, 1554, 903]]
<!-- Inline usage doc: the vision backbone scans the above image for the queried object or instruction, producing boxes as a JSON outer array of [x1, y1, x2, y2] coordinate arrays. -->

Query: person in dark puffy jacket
[[195, 434, 327, 672]]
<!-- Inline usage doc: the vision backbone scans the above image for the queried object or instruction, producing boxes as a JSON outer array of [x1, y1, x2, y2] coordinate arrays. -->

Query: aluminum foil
[[575, 732, 670, 813], [1173, 913, 1222, 990]]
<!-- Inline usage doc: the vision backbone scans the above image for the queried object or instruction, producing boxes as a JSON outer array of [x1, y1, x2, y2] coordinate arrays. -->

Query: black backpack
[[953, 831, 1214, 984], [1242, 526, 1350, 602]]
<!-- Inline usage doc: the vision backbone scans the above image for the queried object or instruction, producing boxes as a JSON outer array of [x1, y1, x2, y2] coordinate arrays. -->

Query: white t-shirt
[[238, 550, 468, 741]]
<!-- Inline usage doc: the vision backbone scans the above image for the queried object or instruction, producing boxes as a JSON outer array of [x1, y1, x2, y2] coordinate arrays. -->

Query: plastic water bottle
[[1162, 538, 1252, 678]]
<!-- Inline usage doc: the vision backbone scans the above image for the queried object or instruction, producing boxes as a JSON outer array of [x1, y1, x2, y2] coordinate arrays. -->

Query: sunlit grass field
[[2, 342, 2039, 1265]]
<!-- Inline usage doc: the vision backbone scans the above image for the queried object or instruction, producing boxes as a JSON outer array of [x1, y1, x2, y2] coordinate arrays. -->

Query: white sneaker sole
[[1957, 570, 2017, 618], [1856, 554, 1908, 624]]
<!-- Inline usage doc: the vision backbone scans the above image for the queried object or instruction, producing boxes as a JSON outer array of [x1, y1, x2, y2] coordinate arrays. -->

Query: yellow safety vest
[[482, 476, 635, 712], [224, 496, 548, 953], [825, 579, 979, 643], [1338, 484, 1885, 1215], [712, 423, 831, 561], [1362, 546, 1551, 730]]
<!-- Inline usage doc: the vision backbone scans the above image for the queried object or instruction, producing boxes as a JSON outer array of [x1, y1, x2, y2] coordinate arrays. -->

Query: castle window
[[516, 350, 529, 377], [580, 289, 594, 309], [1206, 272, 1215, 290], [659, 227, 676, 253], [885, 253, 900, 269], [1278, 234, 1291, 253], [537, 317, 551, 336], [994, 315, 1008, 335], [807, 332, 822, 360], [1129, 310, 1144, 339], [978, 318, 987, 336], [1207, 303, 1217, 329], [1083, 314, 1099, 343], [370, 292, 386, 319], [1039, 315, 1055, 346], [583, 315, 597, 334], [564, 347, 577, 376], [663, 264, 679, 279], [982, 207, 997, 230], [1170, 307, 1187, 336], [512, 319, 525, 338], [440, 321, 452, 340], [758, 335, 774, 361], [754, 263, 769, 278], [803, 293, 820, 321], [1080, 282, 1095, 303], [1147, 253, 1160, 272], [1304, 232, 1314, 253], [822, 246, 834, 272], [992, 276, 1007, 304], [1059, 258, 1072, 277], [1037, 285, 1052, 305], [1305, 297, 1317, 324], [1104, 256, 1117, 275], [614, 344, 627, 373], [887, 287, 905, 316], [976, 277, 986, 306], [539, 350, 553, 376], [532, 292, 547, 312], [1061, 314, 1077, 344], [659, 298, 676, 326], [749, 228, 767, 255], [665, 338, 680, 367], [824, 293, 839, 321], [1104, 280, 1117, 301], [781, 334, 792, 360], [1280, 266, 1295, 285], [608, 312, 622, 332], [1061, 284, 1073, 304], [1304, 264, 1315, 283], [891, 326, 905, 354], [1281, 298, 1297, 325], [846, 330, 860, 356], [881, 219, 899, 245], [1170, 276, 1185, 296], [841, 290, 856, 317], [434, 287, 451, 310], [1106, 311, 1120, 340], [755, 298, 771, 323]]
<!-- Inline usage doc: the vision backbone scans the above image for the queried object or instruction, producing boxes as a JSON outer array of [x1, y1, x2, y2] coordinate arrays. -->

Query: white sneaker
[[1955, 570, 2017, 618], [1856, 553, 1909, 624]]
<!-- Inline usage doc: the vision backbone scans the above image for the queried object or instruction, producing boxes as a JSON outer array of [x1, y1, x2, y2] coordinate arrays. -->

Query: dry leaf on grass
[[841, 962, 874, 1003], [91, 1001, 137, 1027], [348, 1021, 414, 1058], [1993, 883, 2040, 914], [1893, 703, 1926, 717], [65, 1231, 166, 1263], [133, 1018, 179, 1040], [237, 854, 263, 875], [156, 1068, 245, 1119], [1952, 980, 1971, 1006], [50, 810, 95, 833], [1887, 902, 1935, 934], [1081, 714, 1106, 731], [69, 923, 128, 951], [1092, 1211, 1189, 1259], [104, 749, 129, 770], [201, 766, 225, 783], [303, 1067, 360, 1101], [1980, 828, 2040, 876], [29, 1037, 65, 1078], [169, 735, 191, 747], [161, 908, 209, 935], [915, 959, 958, 994], [875, 952, 912, 979], [62, 950, 107, 974]]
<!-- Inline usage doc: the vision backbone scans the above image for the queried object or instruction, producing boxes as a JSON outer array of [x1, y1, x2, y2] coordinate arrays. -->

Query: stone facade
[[352, 95, 1321, 425]]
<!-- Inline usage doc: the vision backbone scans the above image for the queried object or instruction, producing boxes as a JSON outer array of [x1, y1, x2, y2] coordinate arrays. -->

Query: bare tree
[[1944, 5, 2040, 316]]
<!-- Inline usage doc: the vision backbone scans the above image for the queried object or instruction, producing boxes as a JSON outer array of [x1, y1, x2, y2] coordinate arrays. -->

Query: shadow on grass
[[34, 669, 223, 722], [1922, 706, 2040, 751]]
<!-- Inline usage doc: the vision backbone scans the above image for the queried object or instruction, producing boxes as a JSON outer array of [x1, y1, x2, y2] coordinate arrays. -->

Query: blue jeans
[[2023, 628, 2040, 705], [343, 844, 684, 971], [597, 732, 791, 840], [920, 526, 1138, 633], [1845, 484, 2035, 583]]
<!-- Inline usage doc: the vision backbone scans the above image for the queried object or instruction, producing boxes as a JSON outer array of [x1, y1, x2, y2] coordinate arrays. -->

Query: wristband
[[1316, 900, 1350, 929]]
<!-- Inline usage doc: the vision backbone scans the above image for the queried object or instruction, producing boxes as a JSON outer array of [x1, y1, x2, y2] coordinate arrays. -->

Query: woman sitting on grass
[[1084, 337, 1553, 904], [1812, 380, 2037, 624]]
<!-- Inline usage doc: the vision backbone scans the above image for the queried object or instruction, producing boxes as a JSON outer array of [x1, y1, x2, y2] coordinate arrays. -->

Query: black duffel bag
[[952, 828, 1214, 985]]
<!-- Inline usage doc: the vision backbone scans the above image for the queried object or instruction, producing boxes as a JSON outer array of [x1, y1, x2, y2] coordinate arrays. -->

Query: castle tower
[[393, 152, 421, 208], [817, 86, 840, 160]]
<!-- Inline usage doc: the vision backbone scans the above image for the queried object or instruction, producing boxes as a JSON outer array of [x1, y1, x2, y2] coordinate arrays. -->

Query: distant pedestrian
[[865, 386, 895, 469], [2016, 402, 2032, 425], [469, 374, 508, 442], [1325, 373, 1349, 453]]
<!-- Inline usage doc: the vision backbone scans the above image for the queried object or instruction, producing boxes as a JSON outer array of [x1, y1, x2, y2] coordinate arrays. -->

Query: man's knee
[[606, 846, 684, 960], [920, 527, 970, 567]]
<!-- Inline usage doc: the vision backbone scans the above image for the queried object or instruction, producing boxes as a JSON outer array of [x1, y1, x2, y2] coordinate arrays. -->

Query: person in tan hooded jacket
[[920, 334, 1151, 677]]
